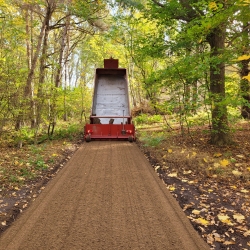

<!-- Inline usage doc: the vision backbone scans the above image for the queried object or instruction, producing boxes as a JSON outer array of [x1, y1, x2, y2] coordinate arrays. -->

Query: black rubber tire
[[128, 136, 133, 143], [86, 135, 91, 142]]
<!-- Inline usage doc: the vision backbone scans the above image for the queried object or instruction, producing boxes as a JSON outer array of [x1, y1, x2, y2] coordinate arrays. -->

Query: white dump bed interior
[[92, 73, 130, 124]]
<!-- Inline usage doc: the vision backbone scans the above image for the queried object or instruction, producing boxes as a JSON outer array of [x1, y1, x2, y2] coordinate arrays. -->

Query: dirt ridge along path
[[0, 141, 210, 250]]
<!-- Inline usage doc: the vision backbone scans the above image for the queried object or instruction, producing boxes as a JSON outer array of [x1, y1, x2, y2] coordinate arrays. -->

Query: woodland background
[[0, 1, 250, 249], [0, 0, 249, 146]]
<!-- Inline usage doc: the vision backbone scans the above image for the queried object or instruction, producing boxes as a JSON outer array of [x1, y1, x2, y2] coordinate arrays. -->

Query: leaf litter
[[0, 138, 81, 235], [138, 121, 250, 250]]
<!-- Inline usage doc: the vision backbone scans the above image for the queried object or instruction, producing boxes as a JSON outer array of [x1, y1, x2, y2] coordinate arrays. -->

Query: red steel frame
[[84, 58, 135, 142], [84, 116, 135, 142]]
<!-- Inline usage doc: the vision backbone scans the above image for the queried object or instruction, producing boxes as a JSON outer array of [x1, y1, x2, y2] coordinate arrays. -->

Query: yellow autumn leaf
[[218, 214, 234, 225], [183, 170, 192, 175], [192, 209, 200, 215], [168, 172, 178, 177], [213, 153, 222, 157], [240, 189, 249, 193], [236, 55, 250, 61], [232, 170, 242, 176], [192, 152, 197, 157], [247, 167, 250, 172], [208, 1, 218, 10], [203, 158, 208, 163], [168, 149, 173, 153], [233, 213, 245, 223], [219, 159, 230, 167], [214, 162, 220, 168], [195, 218, 209, 226], [168, 186, 175, 191], [242, 75, 250, 81]]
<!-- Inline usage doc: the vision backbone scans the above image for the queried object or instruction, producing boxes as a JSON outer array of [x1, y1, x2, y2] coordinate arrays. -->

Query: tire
[[86, 135, 91, 142], [128, 136, 133, 143]]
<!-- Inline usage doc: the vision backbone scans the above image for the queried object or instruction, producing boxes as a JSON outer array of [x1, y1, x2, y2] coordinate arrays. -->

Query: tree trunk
[[240, 22, 250, 119], [207, 26, 231, 145], [36, 2, 55, 137]]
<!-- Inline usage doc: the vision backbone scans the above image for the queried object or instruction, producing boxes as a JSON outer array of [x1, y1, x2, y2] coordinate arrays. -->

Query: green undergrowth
[[0, 122, 83, 190]]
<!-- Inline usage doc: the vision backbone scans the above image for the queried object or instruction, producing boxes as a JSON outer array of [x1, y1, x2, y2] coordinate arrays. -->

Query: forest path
[[0, 141, 209, 250]]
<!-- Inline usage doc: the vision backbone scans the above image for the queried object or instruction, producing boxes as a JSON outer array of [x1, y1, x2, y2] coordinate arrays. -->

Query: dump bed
[[84, 58, 135, 142]]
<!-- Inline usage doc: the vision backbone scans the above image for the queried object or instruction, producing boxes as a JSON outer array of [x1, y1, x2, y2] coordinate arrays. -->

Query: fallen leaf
[[232, 170, 242, 177], [243, 230, 250, 237], [241, 189, 249, 193], [218, 214, 234, 225], [203, 158, 208, 163], [213, 163, 220, 168], [155, 166, 160, 171], [183, 203, 194, 211], [168, 172, 177, 177], [195, 218, 209, 226], [236, 154, 245, 159], [223, 240, 235, 245], [219, 159, 230, 167], [168, 186, 175, 191], [183, 170, 192, 175], [236, 55, 250, 61], [1, 221, 6, 226], [213, 232, 224, 242], [214, 153, 222, 157], [168, 149, 173, 153], [206, 234, 214, 244], [233, 213, 245, 223], [192, 209, 200, 215]]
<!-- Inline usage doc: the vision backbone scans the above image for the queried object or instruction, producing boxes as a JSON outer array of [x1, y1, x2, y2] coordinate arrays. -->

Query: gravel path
[[0, 141, 210, 250]]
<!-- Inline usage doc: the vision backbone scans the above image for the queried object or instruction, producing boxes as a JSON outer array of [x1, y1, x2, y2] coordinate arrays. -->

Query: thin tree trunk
[[35, 2, 55, 141], [240, 22, 250, 119]]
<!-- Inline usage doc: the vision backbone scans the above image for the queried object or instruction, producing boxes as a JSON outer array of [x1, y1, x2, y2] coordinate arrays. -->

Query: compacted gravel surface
[[0, 141, 210, 250]]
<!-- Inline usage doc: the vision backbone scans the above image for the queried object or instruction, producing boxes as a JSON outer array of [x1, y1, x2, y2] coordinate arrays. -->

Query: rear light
[[87, 130, 93, 134], [126, 130, 132, 134]]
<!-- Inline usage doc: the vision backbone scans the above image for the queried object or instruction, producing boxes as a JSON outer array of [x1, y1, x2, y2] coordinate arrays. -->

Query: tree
[[145, 0, 246, 145]]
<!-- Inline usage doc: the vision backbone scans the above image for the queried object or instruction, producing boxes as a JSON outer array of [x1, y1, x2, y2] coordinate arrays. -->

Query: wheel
[[86, 135, 91, 142], [128, 136, 133, 143]]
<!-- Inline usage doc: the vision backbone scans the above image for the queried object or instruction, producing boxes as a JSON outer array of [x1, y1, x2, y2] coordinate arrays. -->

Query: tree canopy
[[0, 0, 249, 145]]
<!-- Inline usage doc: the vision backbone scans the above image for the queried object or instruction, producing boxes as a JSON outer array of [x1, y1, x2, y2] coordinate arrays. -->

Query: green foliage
[[139, 131, 164, 147], [34, 159, 48, 170], [134, 114, 162, 125], [53, 123, 83, 140]]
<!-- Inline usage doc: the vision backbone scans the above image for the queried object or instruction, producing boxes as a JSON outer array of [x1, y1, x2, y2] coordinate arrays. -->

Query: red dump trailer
[[84, 58, 135, 142]]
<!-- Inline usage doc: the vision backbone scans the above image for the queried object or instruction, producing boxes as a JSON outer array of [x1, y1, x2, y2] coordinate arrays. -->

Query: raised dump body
[[84, 58, 135, 142]]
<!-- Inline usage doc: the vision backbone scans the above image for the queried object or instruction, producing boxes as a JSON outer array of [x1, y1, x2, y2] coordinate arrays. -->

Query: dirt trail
[[0, 141, 210, 250]]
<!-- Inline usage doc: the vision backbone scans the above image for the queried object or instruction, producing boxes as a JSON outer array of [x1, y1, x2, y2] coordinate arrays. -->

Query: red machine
[[84, 58, 135, 142]]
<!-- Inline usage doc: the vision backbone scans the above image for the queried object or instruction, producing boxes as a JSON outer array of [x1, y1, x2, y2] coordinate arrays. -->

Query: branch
[[151, 0, 164, 7], [226, 23, 250, 48]]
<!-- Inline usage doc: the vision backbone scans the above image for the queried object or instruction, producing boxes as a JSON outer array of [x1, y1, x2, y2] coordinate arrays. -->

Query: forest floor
[[0, 121, 250, 250]]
